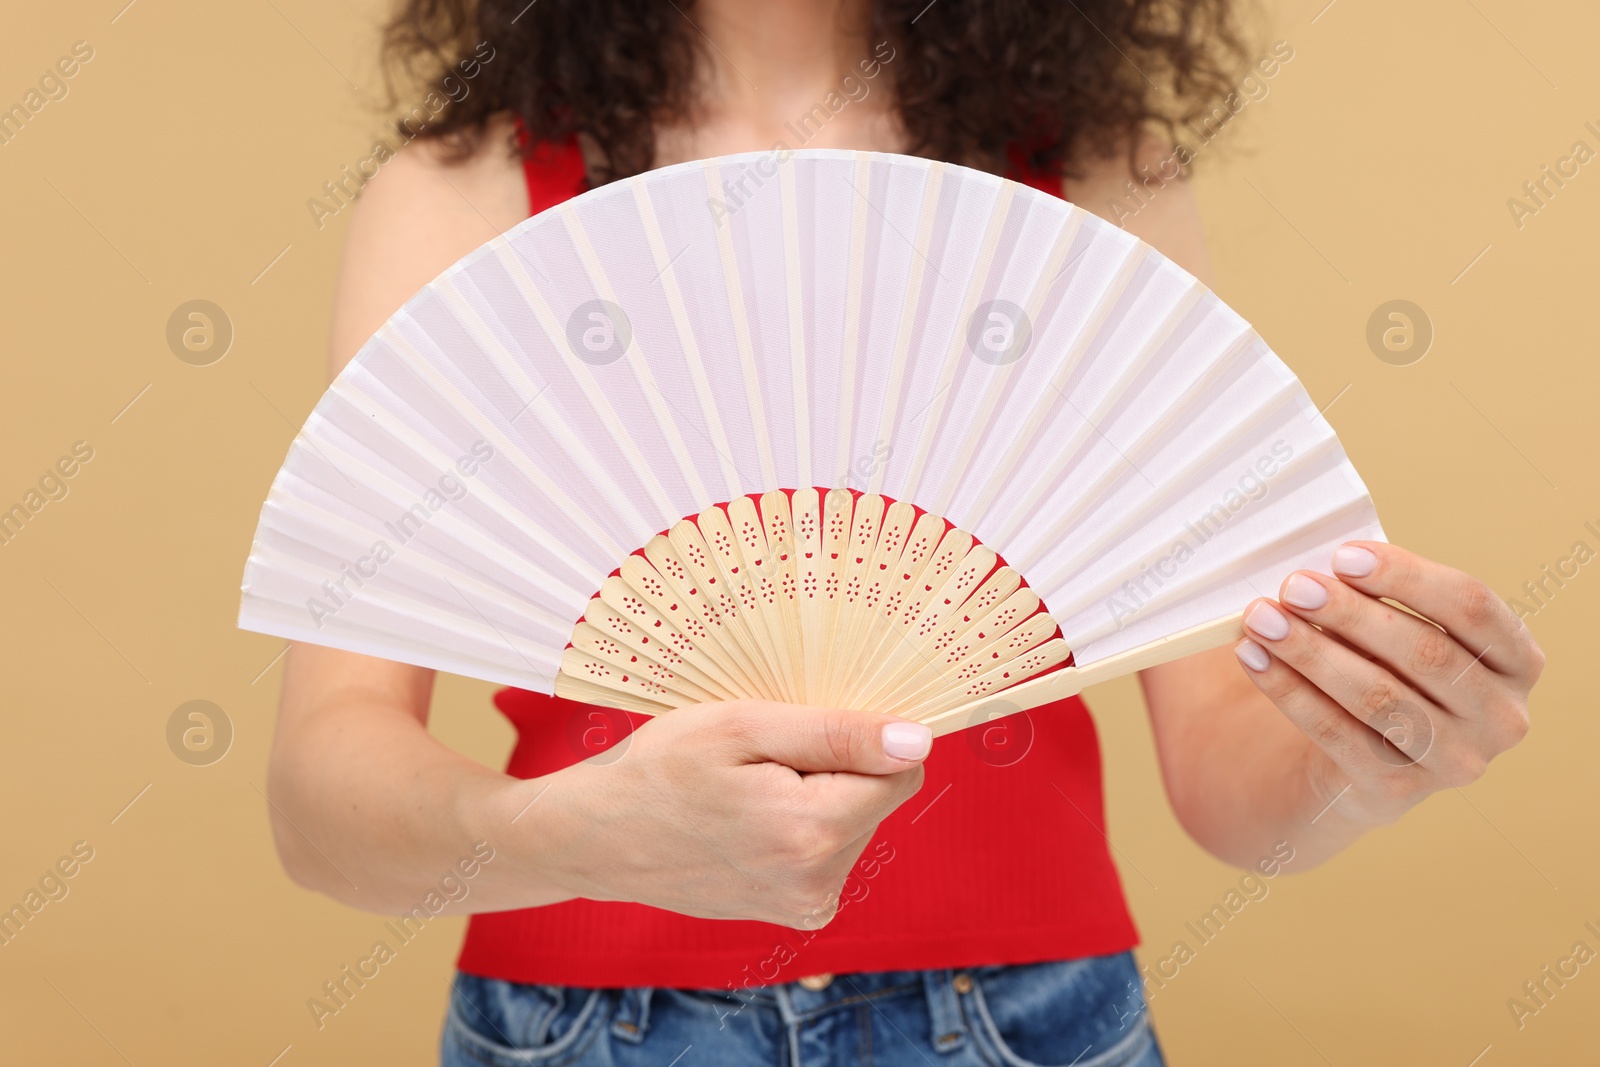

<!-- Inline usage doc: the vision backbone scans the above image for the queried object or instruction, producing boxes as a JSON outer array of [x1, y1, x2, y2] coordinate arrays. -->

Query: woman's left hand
[[1233, 541, 1544, 828]]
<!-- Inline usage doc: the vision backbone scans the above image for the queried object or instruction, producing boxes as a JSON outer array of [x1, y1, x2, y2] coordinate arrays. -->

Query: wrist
[[457, 765, 588, 908], [1286, 742, 1395, 862]]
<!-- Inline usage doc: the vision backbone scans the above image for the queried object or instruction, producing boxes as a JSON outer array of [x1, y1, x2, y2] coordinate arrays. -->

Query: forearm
[[267, 691, 578, 915], [1140, 648, 1375, 873], [1166, 702, 1373, 871]]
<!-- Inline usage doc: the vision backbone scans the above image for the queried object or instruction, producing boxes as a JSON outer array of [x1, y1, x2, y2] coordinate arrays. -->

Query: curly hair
[[382, 0, 1249, 184]]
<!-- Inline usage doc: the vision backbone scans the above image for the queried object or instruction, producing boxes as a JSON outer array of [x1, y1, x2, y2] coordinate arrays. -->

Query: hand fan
[[238, 149, 1382, 737]]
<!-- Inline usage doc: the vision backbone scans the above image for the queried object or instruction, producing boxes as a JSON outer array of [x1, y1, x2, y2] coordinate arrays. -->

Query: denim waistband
[[608, 968, 972, 1054], [445, 954, 1162, 1067]]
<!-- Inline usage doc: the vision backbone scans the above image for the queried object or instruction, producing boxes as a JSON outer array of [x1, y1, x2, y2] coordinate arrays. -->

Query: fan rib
[[630, 182, 744, 496], [562, 209, 713, 507], [637, 538, 776, 699], [924, 207, 1085, 517], [597, 571, 743, 698], [865, 161, 945, 497], [898, 178, 1017, 501], [830, 500, 918, 706], [684, 507, 790, 700], [835, 524, 979, 710], [576, 596, 740, 701], [758, 490, 811, 704], [779, 162, 813, 489], [569, 625, 718, 704], [835, 511, 951, 704], [724, 496, 802, 702], [816, 487, 854, 701], [924, 613, 1249, 737], [243, 589, 565, 694], [954, 243, 1149, 526], [1058, 434, 1352, 643], [343, 351, 620, 568], [1031, 353, 1294, 592], [419, 283, 656, 541], [832, 154, 873, 484], [995, 279, 1208, 563], [702, 160, 778, 490], [615, 554, 739, 696], [580, 589, 730, 705], [875, 599, 1065, 716], [854, 570, 1029, 709], [559, 646, 686, 707], [793, 489, 829, 704], [486, 241, 681, 521], [917, 636, 1072, 719], [553, 673, 673, 715], [262, 448, 592, 623], [818, 494, 887, 703]]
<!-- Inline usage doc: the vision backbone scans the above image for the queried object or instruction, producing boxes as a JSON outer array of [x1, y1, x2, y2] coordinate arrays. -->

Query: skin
[[267, 0, 1542, 926]]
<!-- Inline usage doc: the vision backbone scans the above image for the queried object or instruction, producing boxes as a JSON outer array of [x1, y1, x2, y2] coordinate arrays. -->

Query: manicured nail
[[1245, 601, 1290, 641], [1235, 639, 1271, 672], [1332, 545, 1377, 578], [1283, 574, 1329, 610], [883, 722, 932, 762]]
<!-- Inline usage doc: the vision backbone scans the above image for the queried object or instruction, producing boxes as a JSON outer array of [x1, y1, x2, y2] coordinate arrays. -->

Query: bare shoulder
[[328, 111, 529, 375], [287, 116, 528, 726], [1062, 134, 1213, 285]]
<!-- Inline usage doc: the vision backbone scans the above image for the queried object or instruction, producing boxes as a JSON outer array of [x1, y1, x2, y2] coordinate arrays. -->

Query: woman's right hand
[[493, 701, 931, 929]]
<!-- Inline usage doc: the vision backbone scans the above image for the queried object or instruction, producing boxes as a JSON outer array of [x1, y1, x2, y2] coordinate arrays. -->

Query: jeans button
[[952, 973, 973, 994], [797, 973, 834, 991]]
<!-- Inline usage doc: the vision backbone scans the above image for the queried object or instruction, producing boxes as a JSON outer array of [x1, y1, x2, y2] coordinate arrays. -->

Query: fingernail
[[1332, 545, 1377, 578], [1283, 574, 1329, 610], [1235, 639, 1271, 672], [883, 722, 932, 762], [1245, 601, 1290, 641]]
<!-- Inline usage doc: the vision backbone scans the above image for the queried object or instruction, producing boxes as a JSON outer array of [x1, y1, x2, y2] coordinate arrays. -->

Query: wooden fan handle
[[924, 612, 1246, 738]]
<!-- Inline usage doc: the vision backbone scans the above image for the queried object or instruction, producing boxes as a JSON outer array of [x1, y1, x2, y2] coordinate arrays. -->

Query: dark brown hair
[[382, 0, 1248, 184]]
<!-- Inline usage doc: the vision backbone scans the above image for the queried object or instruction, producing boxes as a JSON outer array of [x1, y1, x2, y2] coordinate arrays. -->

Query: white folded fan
[[238, 149, 1383, 737]]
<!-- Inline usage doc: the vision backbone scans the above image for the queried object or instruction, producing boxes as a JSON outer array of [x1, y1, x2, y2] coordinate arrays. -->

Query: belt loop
[[610, 987, 654, 1044], [772, 982, 804, 1067], [922, 970, 969, 1053]]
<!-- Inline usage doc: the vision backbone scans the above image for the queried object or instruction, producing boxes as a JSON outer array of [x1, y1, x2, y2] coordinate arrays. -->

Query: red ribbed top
[[455, 132, 1138, 990]]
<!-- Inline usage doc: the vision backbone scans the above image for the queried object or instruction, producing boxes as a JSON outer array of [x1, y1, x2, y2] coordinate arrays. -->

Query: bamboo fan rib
[[555, 489, 1069, 721], [238, 150, 1384, 737]]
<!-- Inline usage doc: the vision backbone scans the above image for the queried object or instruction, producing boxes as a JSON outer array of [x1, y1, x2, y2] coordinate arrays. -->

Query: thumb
[[722, 703, 933, 774]]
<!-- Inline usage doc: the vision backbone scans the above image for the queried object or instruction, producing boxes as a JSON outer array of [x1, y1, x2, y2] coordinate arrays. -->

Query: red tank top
[[456, 134, 1139, 990]]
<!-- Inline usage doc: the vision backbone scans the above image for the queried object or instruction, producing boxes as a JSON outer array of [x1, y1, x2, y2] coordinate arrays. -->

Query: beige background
[[2, 0, 1596, 1063]]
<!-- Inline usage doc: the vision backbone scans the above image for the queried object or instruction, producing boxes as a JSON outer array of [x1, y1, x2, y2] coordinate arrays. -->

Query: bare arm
[[1062, 142, 1338, 869], [266, 120, 570, 912], [264, 122, 932, 924], [1067, 142, 1539, 872]]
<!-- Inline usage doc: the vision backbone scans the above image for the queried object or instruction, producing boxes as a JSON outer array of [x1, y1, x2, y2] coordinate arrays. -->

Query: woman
[[266, 1, 1544, 1063]]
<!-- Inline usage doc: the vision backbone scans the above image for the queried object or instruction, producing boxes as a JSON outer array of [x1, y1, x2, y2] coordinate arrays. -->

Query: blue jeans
[[440, 952, 1164, 1066]]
